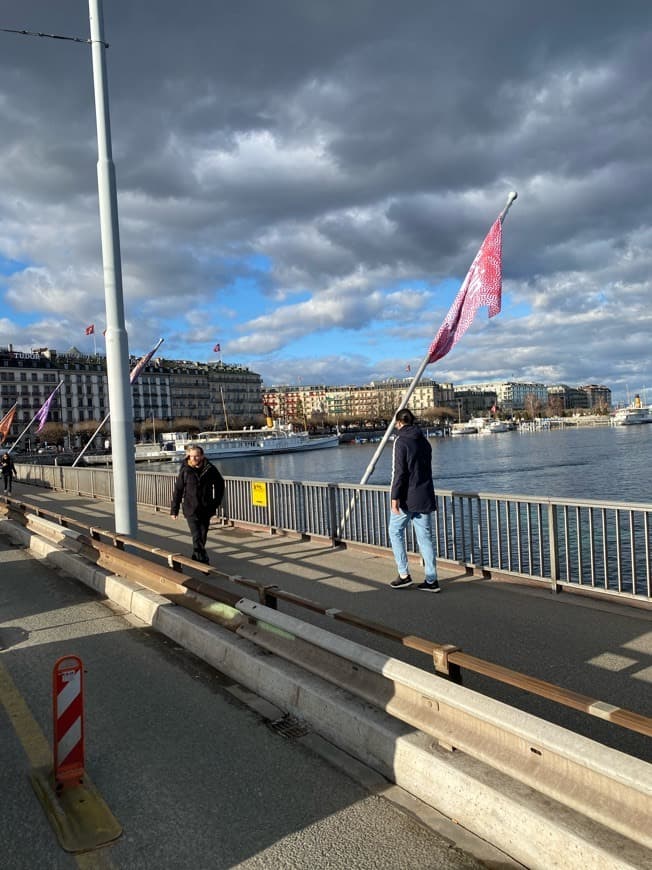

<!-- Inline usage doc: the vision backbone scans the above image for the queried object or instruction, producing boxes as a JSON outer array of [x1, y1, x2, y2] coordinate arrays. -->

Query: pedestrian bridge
[[15, 461, 652, 604], [2, 483, 651, 868]]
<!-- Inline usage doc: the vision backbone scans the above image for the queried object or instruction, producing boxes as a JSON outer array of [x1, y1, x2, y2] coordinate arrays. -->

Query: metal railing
[[14, 463, 652, 603]]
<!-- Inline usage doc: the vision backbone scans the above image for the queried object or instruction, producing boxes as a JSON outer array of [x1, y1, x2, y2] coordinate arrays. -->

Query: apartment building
[[0, 346, 263, 441], [262, 378, 455, 423]]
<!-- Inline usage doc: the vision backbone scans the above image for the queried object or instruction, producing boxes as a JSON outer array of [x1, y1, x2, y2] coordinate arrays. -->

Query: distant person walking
[[170, 445, 225, 563], [388, 409, 440, 592], [1, 452, 17, 494]]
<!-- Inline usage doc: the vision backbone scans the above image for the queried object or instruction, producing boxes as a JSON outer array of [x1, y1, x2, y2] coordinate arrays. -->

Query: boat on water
[[612, 395, 651, 426], [469, 417, 513, 434], [82, 424, 339, 465], [486, 420, 513, 433], [451, 423, 479, 436], [163, 425, 339, 461]]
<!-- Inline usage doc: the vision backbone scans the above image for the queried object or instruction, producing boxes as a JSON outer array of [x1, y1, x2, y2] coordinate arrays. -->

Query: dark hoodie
[[390, 424, 437, 513], [171, 457, 225, 519]]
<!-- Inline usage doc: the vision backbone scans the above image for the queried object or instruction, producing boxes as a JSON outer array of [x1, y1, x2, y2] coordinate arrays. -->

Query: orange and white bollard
[[52, 655, 85, 790]]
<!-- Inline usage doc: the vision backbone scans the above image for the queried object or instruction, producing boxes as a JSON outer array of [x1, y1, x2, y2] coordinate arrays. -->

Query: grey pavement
[[8, 481, 651, 764], [0, 533, 506, 870]]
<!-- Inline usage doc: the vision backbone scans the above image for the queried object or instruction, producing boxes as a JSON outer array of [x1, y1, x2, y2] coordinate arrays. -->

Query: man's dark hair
[[395, 409, 415, 425]]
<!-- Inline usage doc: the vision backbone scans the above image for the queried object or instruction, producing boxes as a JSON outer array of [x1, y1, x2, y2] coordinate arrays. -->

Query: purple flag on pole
[[35, 388, 58, 432]]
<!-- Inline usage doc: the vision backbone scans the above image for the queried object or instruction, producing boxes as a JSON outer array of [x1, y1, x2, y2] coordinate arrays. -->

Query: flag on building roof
[[129, 339, 164, 384], [34, 383, 62, 433], [0, 403, 17, 444], [427, 217, 502, 365], [213, 343, 221, 353], [85, 324, 95, 335]]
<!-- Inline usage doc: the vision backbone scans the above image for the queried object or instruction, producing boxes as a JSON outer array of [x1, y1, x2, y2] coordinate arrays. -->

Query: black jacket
[[171, 458, 225, 518], [1, 454, 16, 478], [390, 424, 437, 513]]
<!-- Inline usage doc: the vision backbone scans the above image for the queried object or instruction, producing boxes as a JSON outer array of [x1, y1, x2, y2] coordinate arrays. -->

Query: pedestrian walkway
[[9, 482, 651, 764], [1, 526, 509, 869]]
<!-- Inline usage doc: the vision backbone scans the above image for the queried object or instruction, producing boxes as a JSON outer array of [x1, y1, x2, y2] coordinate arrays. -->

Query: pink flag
[[85, 324, 95, 335], [213, 343, 221, 353], [129, 340, 163, 384], [427, 218, 502, 364], [35, 387, 59, 432]]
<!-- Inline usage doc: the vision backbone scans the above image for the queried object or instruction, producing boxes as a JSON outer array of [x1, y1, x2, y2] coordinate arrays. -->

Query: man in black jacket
[[171, 445, 225, 563], [388, 409, 440, 592]]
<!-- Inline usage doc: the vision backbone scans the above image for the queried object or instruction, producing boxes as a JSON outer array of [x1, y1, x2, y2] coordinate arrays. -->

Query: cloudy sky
[[1, 2, 651, 401]]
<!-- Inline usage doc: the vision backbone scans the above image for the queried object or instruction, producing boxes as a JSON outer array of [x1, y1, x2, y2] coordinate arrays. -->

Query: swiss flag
[[85, 324, 95, 336]]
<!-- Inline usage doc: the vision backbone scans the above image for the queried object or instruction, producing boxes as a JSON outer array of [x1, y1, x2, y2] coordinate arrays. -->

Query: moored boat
[[164, 424, 339, 461], [451, 423, 479, 436], [487, 420, 513, 433], [612, 395, 651, 426]]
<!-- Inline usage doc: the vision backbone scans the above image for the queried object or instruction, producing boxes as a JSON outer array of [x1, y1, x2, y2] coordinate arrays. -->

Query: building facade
[[262, 379, 455, 424], [0, 346, 263, 443], [461, 381, 548, 413]]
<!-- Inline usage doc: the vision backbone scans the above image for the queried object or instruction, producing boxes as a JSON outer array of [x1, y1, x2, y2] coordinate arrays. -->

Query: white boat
[[468, 416, 512, 434], [487, 420, 512, 433], [612, 395, 651, 426], [163, 425, 340, 461], [451, 423, 479, 436]]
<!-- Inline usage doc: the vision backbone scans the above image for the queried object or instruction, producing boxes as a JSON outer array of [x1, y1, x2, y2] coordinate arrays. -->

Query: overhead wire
[[0, 26, 108, 48]]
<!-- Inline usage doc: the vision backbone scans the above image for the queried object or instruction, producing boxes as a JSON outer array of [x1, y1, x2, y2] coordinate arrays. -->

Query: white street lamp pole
[[88, 0, 137, 535]]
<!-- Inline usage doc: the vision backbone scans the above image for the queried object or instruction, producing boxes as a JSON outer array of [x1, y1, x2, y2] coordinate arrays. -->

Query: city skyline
[[1, 2, 652, 404]]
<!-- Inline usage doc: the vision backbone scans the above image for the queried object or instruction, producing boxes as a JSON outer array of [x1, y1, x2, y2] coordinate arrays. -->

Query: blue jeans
[[388, 509, 438, 581]]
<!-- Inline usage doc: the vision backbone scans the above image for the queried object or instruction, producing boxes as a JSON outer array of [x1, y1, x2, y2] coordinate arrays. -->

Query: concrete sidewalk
[[6, 482, 652, 764], [1, 532, 512, 870]]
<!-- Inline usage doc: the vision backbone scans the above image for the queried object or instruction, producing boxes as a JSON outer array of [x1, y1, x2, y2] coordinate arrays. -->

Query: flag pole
[[8, 381, 65, 454], [358, 191, 517, 486], [71, 337, 164, 468], [71, 411, 110, 467]]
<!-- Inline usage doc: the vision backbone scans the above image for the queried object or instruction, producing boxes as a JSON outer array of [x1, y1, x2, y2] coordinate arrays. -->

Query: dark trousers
[[2, 474, 12, 493], [186, 512, 211, 558]]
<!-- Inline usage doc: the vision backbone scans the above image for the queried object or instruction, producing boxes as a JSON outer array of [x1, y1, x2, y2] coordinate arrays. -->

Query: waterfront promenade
[[4, 481, 651, 764]]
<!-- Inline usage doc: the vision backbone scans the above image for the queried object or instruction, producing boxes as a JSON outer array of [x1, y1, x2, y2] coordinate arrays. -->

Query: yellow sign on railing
[[251, 480, 268, 508]]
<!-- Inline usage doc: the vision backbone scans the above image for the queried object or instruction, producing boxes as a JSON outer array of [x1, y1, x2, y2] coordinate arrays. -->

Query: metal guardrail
[[14, 462, 652, 603]]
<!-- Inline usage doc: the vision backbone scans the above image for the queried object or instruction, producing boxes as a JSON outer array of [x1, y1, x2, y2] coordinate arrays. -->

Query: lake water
[[150, 424, 652, 505]]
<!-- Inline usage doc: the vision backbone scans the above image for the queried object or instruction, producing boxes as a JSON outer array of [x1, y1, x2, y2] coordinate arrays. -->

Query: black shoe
[[390, 574, 413, 589], [417, 580, 440, 593], [199, 550, 210, 564]]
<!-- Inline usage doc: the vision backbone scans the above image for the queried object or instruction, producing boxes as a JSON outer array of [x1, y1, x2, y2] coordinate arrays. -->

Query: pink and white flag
[[129, 339, 164, 384], [427, 218, 502, 364]]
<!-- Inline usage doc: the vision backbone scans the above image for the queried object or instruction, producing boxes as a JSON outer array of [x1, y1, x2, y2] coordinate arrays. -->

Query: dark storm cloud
[[1, 1, 652, 397]]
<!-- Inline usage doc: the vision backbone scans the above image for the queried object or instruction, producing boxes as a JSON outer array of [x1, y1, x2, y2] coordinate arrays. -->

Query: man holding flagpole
[[388, 409, 440, 592]]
